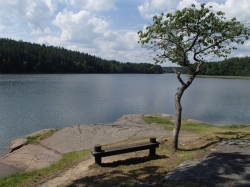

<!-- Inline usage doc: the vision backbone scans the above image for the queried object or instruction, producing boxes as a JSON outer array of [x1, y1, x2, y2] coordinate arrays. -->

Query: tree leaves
[[138, 3, 250, 70]]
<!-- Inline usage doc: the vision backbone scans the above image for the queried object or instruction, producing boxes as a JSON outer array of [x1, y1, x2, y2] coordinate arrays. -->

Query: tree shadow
[[165, 152, 250, 187], [66, 155, 168, 187], [178, 138, 222, 151], [67, 166, 162, 187]]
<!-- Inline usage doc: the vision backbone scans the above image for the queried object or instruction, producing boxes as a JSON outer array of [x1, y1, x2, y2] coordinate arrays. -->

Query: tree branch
[[185, 29, 201, 53], [173, 68, 185, 85]]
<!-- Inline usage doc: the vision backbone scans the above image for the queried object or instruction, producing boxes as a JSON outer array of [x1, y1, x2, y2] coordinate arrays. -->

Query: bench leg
[[149, 147, 156, 156], [95, 156, 101, 165]]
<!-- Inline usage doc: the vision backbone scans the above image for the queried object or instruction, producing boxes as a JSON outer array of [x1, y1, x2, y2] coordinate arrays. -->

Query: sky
[[0, 0, 250, 66]]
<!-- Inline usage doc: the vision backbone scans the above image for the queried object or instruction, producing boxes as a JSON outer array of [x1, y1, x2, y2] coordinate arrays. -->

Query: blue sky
[[0, 0, 249, 66]]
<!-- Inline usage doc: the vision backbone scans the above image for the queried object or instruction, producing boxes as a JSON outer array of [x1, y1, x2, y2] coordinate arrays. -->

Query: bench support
[[149, 137, 156, 156], [94, 145, 102, 165]]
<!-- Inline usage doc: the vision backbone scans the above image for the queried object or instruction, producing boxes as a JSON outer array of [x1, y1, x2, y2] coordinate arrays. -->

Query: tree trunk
[[172, 71, 198, 152], [172, 85, 185, 152]]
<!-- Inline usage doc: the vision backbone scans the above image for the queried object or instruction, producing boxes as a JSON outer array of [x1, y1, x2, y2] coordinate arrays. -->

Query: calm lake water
[[0, 74, 250, 156]]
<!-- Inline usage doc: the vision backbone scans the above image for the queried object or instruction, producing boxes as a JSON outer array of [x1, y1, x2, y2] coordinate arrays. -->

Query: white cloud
[[68, 0, 116, 12], [138, 0, 179, 18], [176, 0, 250, 22], [37, 6, 142, 63], [177, 0, 199, 9], [44, 0, 57, 14], [95, 31, 138, 51], [139, 0, 250, 23], [92, 31, 143, 62], [38, 36, 61, 46], [0, 0, 56, 34], [52, 10, 109, 42], [206, 0, 250, 22]]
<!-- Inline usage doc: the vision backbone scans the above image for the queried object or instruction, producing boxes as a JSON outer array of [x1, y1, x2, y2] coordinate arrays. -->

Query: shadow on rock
[[165, 152, 250, 187]]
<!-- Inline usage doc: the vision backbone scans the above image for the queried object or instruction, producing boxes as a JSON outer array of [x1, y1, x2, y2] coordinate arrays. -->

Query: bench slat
[[91, 142, 159, 157]]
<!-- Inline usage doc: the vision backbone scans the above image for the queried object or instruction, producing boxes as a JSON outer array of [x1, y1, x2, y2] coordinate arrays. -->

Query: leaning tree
[[138, 3, 250, 151]]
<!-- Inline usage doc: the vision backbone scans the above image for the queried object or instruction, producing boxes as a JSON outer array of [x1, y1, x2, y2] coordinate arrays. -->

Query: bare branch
[[173, 68, 185, 85], [196, 61, 203, 72]]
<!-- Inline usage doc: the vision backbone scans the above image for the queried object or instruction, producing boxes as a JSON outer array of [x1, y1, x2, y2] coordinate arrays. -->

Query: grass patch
[[0, 150, 90, 187], [144, 116, 250, 138], [144, 116, 174, 130], [25, 129, 59, 145], [181, 123, 213, 133], [219, 124, 250, 129], [144, 116, 174, 125]]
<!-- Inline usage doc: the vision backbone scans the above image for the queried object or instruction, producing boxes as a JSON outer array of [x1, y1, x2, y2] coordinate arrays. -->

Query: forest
[[162, 67, 187, 74], [163, 57, 250, 76], [0, 38, 163, 74], [191, 56, 250, 76]]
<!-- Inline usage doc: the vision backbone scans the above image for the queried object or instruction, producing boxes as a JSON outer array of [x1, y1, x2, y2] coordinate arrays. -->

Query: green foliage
[[138, 3, 250, 73], [25, 129, 59, 145], [0, 38, 163, 74], [0, 150, 90, 187]]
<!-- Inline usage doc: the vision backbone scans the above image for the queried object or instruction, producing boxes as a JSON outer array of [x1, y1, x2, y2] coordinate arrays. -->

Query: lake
[[0, 74, 250, 156]]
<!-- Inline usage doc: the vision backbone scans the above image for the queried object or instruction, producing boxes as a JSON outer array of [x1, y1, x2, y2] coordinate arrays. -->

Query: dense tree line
[[0, 38, 163, 74], [162, 67, 188, 74], [190, 56, 250, 76]]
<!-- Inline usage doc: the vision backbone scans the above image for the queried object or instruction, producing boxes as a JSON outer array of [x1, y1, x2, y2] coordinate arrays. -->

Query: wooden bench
[[91, 137, 160, 165]]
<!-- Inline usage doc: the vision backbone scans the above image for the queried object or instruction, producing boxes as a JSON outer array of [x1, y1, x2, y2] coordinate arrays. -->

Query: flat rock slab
[[0, 162, 21, 178], [8, 129, 56, 154], [41, 114, 171, 154], [9, 138, 26, 153], [0, 144, 62, 172]]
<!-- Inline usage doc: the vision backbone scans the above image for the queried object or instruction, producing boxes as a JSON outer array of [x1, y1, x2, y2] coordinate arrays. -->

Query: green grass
[[144, 116, 250, 135], [144, 116, 174, 130], [181, 123, 213, 133], [219, 124, 250, 129], [25, 129, 59, 145], [0, 150, 90, 187]]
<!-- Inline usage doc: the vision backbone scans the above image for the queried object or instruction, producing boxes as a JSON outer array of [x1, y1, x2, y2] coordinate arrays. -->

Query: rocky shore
[[0, 114, 172, 178], [1, 114, 250, 187]]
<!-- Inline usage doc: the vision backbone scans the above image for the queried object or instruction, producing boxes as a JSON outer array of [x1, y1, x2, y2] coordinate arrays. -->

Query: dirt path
[[38, 151, 150, 187], [38, 159, 94, 187]]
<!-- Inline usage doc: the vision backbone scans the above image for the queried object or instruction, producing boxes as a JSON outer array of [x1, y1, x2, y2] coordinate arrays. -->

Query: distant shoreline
[[186, 74, 250, 79]]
